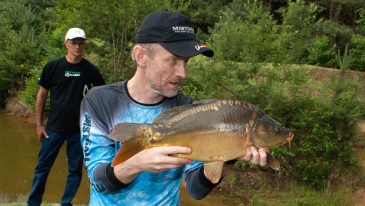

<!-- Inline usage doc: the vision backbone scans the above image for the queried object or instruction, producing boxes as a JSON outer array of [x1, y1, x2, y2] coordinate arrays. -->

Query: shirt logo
[[65, 71, 80, 77]]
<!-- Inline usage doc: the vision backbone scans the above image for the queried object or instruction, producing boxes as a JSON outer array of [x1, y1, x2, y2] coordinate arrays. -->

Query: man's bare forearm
[[35, 87, 48, 126]]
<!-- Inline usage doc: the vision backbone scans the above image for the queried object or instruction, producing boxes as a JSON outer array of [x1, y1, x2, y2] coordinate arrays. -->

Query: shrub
[[209, 0, 277, 63], [308, 36, 337, 68], [350, 34, 365, 71], [275, 0, 319, 64], [18, 68, 42, 110]]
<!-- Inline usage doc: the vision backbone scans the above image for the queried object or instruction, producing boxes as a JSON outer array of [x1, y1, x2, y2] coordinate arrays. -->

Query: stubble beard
[[150, 79, 181, 98]]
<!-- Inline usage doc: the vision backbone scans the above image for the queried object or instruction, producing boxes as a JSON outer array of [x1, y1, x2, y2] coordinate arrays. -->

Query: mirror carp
[[108, 99, 294, 183]]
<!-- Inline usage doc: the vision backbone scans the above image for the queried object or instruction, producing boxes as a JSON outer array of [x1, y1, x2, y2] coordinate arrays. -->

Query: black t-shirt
[[39, 57, 105, 133]]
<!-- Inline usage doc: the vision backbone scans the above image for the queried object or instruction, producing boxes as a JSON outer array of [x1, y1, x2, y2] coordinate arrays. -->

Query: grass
[[216, 167, 360, 206], [248, 185, 354, 206], [0, 188, 355, 206]]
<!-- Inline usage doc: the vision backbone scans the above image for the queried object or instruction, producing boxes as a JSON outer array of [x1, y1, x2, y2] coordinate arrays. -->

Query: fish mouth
[[287, 132, 294, 147]]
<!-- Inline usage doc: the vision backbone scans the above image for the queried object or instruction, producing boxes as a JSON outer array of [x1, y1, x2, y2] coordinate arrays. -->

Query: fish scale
[[157, 101, 250, 135]]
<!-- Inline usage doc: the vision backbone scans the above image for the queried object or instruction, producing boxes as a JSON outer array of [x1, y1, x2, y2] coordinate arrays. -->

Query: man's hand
[[36, 125, 48, 141], [114, 146, 192, 184], [130, 146, 192, 172], [239, 146, 267, 167], [35, 86, 48, 142]]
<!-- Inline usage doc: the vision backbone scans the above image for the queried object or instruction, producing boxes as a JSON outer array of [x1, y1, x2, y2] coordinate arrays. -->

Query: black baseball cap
[[135, 10, 214, 58]]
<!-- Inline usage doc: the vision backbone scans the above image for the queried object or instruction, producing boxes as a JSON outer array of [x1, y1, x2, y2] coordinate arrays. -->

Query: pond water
[[0, 110, 238, 205]]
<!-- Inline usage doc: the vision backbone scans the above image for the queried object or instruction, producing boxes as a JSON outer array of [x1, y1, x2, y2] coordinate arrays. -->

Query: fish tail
[[267, 153, 281, 170], [108, 123, 149, 166]]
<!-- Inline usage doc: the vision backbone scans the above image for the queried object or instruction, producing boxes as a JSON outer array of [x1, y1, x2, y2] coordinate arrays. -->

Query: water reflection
[[0, 110, 237, 205], [0, 110, 89, 204]]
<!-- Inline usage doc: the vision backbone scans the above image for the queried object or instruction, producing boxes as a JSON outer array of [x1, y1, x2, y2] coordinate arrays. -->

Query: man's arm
[[88, 146, 192, 194], [185, 163, 218, 200], [35, 86, 48, 141], [113, 146, 192, 185]]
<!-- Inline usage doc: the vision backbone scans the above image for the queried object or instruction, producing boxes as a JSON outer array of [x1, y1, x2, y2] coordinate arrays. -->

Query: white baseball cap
[[65, 28, 86, 41]]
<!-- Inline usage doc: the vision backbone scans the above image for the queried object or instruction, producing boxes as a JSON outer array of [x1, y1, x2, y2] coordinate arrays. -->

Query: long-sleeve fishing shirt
[[80, 81, 217, 206]]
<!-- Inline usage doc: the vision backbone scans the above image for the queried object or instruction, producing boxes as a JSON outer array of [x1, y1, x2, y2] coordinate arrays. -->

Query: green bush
[[18, 67, 42, 110], [0, 0, 54, 106], [209, 0, 277, 63], [356, 8, 365, 32], [316, 19, 354, 59], [308, 36, 336, 68], [275, 0, 319, 64], [350, 34, 365, 71]]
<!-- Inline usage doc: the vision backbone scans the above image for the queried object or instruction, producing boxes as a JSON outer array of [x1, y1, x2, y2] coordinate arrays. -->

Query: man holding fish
[[80, 10, 291, 206]]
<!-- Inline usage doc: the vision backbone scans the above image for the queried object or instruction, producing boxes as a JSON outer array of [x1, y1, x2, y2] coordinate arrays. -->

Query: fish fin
[[267, 153, 281, 170], [108, 123, 147, 142], [112, 138, 145, 166], [204, 161, 225, 184]]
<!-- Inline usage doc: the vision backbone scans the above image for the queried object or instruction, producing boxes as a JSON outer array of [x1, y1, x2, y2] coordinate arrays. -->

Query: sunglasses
[[68, 40, 85, 45]]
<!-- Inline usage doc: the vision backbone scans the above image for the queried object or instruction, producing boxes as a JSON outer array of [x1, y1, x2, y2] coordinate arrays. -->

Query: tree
[[0, 0, 55, 105]]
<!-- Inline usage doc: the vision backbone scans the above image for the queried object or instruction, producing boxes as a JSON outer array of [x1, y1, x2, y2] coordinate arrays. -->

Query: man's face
[[65, 38, 86, 58], [145, 44, 189, 98]]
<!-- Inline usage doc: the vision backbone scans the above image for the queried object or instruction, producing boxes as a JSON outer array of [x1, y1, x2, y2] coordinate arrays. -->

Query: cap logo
[[195, 43, 208, 51], [198, 43, 208, 48], [172, 26, 194, 34]]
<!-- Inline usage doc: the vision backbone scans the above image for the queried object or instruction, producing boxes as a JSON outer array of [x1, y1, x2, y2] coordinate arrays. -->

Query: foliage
[[316, 19, 354, 55], [2, 0, 365, 192], [184, 49, 364, 189], [210, 0, 278, 62], [18, 65, 46, 110], [209, 0, 343, 66], [307, 35, 337, 67], [0, 0, 54, 106], [55, 0, 195, 83], [350, 34, 365, 71], [358, 8, 365, 32], [275, 0, 319, 63], [176, 0, 230, 35], [5, 0, 365, 104]]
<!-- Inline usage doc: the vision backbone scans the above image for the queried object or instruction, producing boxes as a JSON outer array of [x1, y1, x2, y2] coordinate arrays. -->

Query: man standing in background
[[27, 28, 105, 206]]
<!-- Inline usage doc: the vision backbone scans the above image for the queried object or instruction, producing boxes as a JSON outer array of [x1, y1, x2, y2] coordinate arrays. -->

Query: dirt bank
[[4, 97, 34, 123]]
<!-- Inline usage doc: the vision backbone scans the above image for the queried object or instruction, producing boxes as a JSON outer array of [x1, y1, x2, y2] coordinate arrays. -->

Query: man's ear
[[133, 45, 147, 67]]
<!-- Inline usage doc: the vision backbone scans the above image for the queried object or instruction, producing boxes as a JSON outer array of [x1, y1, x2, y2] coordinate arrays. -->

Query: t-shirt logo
[[65, 71, 81, 77]]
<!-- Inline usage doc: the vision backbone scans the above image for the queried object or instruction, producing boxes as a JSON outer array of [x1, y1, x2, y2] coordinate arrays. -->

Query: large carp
[[108, 99, 294, 183]]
